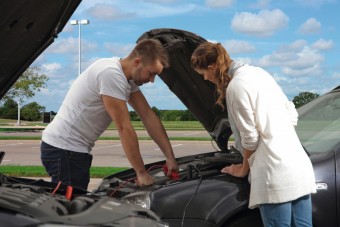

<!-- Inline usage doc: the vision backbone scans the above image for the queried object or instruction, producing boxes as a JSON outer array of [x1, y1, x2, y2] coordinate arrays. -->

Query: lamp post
[[70, 19, 90, 76]]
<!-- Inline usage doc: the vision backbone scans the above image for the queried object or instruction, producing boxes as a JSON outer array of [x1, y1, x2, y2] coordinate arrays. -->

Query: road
[[0, 129, 233, 190], [0, 130, 225, 168]]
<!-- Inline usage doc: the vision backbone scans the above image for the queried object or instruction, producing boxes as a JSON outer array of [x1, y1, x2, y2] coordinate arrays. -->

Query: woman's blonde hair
[[191, 42, 232, 109]]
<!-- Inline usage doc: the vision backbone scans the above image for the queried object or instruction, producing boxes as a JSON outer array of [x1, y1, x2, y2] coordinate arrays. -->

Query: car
[[0, 1, 169, 226], [2, 1, 339, 226], [91, 28, 340, 227]]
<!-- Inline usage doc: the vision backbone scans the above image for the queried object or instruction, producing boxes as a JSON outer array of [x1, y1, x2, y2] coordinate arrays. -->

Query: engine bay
[[93, 149, 243, 199], [0, 148, 243, 226]]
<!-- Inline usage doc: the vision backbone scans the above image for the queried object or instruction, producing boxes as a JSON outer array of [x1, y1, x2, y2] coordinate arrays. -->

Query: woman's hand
[[222, 149, 253, 178], [221, 164, 249, 178]]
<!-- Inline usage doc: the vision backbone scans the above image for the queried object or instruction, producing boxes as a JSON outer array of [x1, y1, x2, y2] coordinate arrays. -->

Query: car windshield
[[296, 90, 340, 155]]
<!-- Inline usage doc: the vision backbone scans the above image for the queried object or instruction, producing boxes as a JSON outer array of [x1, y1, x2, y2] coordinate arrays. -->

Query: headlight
[[121, 191, 151, 209], [157, 222, 170, 227]]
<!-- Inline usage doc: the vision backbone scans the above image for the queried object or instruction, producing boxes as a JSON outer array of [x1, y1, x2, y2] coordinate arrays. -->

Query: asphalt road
[[0, 130, 224, 168], [0, 129, 234, 190]]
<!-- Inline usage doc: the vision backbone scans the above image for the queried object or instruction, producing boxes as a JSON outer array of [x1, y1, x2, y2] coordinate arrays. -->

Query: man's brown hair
[[130, 39, 170, 68]]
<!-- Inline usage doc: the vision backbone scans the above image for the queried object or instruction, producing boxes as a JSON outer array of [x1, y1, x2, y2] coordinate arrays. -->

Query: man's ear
[[134, 57, 141, 66]]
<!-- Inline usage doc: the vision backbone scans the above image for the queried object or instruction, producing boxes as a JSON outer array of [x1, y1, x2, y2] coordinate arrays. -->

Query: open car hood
[[137, 29, 232, 151], [0, 0, 82, 99]]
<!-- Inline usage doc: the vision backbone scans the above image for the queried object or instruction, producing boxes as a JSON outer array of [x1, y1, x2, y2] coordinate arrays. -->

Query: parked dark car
[[91, 28, 340, 227], [0, 1, 168, 226]]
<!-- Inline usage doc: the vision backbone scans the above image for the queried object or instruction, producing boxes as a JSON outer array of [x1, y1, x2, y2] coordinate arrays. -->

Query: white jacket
[[226, 63, 316, 208]]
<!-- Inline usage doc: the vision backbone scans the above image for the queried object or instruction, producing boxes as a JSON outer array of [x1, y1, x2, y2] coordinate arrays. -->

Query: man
[[41, 39, 178, 190]]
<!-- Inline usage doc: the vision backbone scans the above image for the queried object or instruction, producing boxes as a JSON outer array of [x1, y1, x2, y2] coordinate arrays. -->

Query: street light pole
[[70, 19, 90, 76]]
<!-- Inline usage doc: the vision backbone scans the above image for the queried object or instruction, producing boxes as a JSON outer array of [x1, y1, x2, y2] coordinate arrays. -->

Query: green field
[[0, 165, 127, 178], [0, 119, 205, 130]]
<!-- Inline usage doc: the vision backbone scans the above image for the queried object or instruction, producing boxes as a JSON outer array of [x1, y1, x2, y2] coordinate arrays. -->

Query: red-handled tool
[[65, 186, 73, 200], [163, 164, 180, 180]]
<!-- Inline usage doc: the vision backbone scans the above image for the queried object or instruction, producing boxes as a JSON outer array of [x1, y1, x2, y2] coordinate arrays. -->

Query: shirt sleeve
[[97, 68, 130, 101], [227, 82, 259, 151]]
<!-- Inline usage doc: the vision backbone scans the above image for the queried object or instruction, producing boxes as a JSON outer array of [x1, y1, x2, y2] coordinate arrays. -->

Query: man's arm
[[102, 94, 153, 186], [128, 91, 178, 176]]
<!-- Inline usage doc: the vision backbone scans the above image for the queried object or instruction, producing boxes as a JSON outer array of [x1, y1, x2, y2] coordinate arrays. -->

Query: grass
[[0, 119, 45, 127], [0, 119, 205, 130], [127, 121, 205, 130], [0, 165, 128, 178]]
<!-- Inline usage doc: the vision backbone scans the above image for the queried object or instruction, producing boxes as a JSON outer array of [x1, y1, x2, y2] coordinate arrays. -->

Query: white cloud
[[47, 37, 98, 54], [286, 39, 308, 49], [222, 40, 256, 54], [205, 0, 234, 8], [42, 63, 62, 74], [256, 40, 325, 77], [87, 4, 136, 20], [282, 63, 322, 76], [311, 39, 333, 50], [235, 57, 253, 65], [84, 1, 197, 20], [231, 9, 289, 37], [272, 73, 289, 83], [298, 18, 321, 34]]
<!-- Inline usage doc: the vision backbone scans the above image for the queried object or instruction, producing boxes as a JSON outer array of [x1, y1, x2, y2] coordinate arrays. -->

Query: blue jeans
[[40, 141, 92, 190], [259, 195, 312, 227]]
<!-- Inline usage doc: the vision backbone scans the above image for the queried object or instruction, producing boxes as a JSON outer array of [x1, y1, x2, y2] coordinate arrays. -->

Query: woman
[[191, 42, 316, 227]]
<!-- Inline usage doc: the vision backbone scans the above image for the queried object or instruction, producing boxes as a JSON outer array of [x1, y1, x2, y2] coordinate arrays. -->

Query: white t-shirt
[[226, 63, 316, 208], [42, 57, 139, 153]]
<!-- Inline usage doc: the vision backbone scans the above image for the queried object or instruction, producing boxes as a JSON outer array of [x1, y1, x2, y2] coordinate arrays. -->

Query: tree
[[179, 110, 196, 121], [3, 66, 48, 124], [21, 102, 45, 121], [152, 106, 161, 117], [3, 66, 49, 104], [293, 91, 320, 108], [0, 98, 18, 119], [129, 110, 140, 121]]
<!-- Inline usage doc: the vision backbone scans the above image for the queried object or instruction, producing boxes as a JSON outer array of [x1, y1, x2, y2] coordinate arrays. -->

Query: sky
[[28, 0, 340, 112]]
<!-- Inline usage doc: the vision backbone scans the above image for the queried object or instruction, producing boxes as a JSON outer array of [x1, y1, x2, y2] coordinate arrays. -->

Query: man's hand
[[164, 158, 178, 177], [136, 172, 154, 186], [221, 164, 249, 178]]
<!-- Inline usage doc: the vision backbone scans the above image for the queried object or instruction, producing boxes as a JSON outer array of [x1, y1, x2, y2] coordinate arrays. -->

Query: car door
[[296, 88, 340, 227], [310, 152, 337, 226]]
